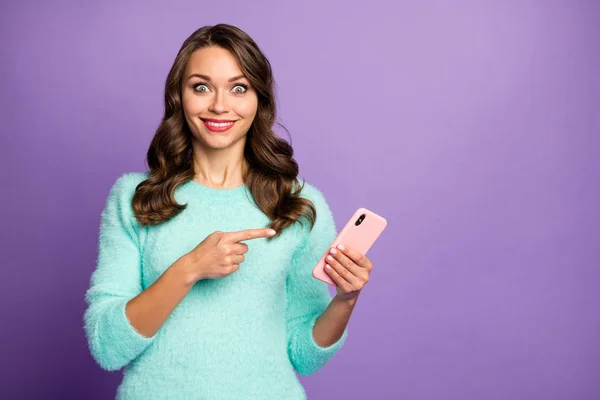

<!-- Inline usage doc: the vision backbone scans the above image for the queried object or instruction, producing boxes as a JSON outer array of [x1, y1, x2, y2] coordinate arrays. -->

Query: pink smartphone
[[312, 207, 388, 286]]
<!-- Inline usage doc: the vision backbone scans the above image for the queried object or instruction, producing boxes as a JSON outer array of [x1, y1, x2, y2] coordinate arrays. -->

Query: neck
[[190, 139, 248, 189]]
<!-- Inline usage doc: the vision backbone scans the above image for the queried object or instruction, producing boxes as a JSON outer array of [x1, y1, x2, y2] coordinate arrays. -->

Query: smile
[[201, 118, 236, 132]]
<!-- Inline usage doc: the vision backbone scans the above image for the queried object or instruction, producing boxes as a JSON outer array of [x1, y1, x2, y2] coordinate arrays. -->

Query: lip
[[201, 118, 236, 123], [200, 118, 237, 133]]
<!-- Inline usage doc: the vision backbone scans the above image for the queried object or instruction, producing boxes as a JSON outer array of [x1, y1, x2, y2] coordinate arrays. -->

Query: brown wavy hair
[[131, 23, 316, 238]]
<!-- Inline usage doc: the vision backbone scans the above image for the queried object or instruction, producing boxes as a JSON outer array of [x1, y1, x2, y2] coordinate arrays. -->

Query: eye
[[232, 84, 248, 94], [193, 83, 210, 93]]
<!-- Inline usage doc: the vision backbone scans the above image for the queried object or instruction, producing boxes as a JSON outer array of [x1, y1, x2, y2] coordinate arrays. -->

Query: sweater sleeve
[[83, 172, 155, 371], [285, 182, 349, 376]]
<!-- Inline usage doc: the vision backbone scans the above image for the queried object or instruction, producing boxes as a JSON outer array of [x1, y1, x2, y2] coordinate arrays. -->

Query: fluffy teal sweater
[[83, 172, 348, 399]]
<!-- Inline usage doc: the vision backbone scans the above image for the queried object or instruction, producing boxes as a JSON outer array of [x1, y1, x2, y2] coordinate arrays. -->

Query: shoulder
[[294, 179, 337, 237], [295, 179, 329, 207], [111, 171, 150, 194], [98, 172, 150, 240], [103, 171, 150, 218], [106, 171, 150, 201]]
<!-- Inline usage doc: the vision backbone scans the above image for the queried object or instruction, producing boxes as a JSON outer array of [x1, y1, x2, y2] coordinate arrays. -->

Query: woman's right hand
[[184, 228, 277, 282]]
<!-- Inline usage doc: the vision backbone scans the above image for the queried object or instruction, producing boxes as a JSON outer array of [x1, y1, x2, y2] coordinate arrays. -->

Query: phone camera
[[355, 214, 366, 226]]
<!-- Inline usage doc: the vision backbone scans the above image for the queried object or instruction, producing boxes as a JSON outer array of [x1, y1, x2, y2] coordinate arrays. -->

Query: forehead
[[185, 47, 244, 79]]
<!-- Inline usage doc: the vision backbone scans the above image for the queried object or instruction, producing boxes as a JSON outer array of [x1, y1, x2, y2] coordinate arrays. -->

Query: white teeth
[[205, 120, 234, 127]]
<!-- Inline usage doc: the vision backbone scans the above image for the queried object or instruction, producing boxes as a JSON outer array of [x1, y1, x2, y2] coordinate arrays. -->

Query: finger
[[226, 228, 276, 243], [336, 244, 371, 270], [325, 263, 354, 291], [328, 248, 362, 276], [325, 254, 362, 287], [229, 254, 244, 265], [231, 243, 249, 255]]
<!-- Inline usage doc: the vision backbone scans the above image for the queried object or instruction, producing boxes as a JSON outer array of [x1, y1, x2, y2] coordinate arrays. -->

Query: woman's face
[[181, 46, 258, 151]]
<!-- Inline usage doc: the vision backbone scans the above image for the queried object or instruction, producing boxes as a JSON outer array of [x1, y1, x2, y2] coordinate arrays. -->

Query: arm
[[123, 255, 195, 338], [312, 292, 358, 347], [285, 182, 350, 376], [83, 173, 195, 371]]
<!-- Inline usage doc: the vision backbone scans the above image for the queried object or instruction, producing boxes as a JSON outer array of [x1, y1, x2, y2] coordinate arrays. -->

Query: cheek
[[181, 93, 195, 116], [235, 98, 258, 120], [184, 99, 208, 116], [182, 91, 210, 114]]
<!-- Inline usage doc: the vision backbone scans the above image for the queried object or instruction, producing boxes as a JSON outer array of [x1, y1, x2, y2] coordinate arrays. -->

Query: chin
[[200, 133, 245, 150]]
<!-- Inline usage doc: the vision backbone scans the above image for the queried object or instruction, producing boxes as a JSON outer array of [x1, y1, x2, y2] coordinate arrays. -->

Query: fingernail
[[326, 255, 334, 262], [329, 248, 337, 255], [337, 244, 345, 250], [267, 229, 276, 236]]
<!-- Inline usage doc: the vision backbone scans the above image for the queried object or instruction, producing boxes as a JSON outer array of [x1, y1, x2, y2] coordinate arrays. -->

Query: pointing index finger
[[226, 228, 276, 243]]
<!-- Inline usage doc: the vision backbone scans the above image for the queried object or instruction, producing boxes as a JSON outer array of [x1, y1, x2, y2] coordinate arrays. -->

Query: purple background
[[2, 1, 599, 399]]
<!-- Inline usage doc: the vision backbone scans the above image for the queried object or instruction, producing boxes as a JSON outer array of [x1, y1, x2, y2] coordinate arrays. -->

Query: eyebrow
[[187, 74, 247, 82]]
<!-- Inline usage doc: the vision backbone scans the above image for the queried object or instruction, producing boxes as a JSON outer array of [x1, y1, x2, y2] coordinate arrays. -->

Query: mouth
[[200, 118, 237, 132]]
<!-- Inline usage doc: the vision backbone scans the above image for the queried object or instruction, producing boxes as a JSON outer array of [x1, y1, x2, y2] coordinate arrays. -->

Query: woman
[[84, 23, 374, 400]]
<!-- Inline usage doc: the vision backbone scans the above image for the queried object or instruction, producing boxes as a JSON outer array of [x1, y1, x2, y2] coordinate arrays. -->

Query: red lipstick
[[201, 118, 236, 132]]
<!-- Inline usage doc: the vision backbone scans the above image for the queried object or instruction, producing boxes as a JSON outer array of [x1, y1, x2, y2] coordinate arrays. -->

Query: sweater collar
[[181, 179, 253, 203]]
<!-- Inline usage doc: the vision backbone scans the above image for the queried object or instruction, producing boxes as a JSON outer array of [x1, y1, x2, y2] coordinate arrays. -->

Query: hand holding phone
[[312, 208, 387, 286]]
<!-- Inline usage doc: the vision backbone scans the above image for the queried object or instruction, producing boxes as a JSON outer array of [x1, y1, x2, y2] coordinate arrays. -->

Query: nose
[[208, 90, 228, 114]]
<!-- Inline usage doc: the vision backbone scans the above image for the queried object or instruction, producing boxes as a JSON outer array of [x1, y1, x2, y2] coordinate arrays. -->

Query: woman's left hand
[[324, 244, 372, 301]]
